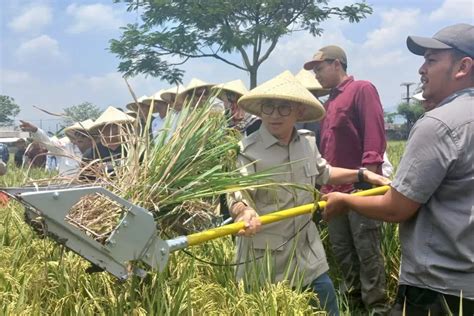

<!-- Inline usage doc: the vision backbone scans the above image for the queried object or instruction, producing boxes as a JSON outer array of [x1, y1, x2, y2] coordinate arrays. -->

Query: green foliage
[[110, 0, 373, 87], [396, 101, 424, 133], [62, 102, 102, 127], [0, 141, 407, 314], [0, 95, 21, 127]]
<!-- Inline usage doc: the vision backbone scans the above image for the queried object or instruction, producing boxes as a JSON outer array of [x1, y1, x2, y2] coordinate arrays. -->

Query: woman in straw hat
[[176, 78, 214, 109], [141, 90, 170, 139], [82, 106, 134, 164], [212, 79, 260, 135], [125, 95, 153, 121], [227, 71, 390, 315], [19, 119, 94, 176]]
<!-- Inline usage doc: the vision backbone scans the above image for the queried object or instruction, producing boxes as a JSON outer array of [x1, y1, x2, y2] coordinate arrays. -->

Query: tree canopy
[[63, 102, 102, 127], [110, 0, 372, 88], [397, 101, 425, 133], [0, 95, 21, 127]]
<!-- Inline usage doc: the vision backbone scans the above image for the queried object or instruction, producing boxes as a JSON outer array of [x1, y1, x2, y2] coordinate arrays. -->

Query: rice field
[[0, 140, 406, 315]]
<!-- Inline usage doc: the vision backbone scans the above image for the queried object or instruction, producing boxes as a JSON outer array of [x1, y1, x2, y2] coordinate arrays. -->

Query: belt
[[396, 285, 474, 314]]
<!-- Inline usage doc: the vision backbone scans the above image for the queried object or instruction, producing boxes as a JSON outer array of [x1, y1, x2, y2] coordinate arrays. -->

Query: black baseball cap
[[407, 23, 474, 58]]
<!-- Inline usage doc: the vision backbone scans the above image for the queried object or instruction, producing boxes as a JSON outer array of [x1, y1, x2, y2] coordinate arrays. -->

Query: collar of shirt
[[437, 87, 474, 108], [329, 76, 354, 98], [259, 124, 300, 149]]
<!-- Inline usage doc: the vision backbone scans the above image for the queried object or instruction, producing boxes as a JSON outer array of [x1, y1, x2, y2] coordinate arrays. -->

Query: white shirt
[[151, 116, 166, 139], [32, 129, 83, 177]]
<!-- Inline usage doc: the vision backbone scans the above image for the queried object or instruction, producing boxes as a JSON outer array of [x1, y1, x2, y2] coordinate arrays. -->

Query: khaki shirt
[[228, 124, 331, 287]]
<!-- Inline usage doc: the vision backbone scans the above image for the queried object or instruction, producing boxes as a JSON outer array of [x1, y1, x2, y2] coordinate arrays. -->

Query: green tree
[[384, 111, 397, 124], [63, 102, 102, 127], [397, 101, 425, 134], [110, 0, 372, 88], [0, 95, 21, 126]]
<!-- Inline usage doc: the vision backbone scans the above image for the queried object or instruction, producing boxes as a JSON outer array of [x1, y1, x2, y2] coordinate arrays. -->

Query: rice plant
[[0, 126, 406, 314]]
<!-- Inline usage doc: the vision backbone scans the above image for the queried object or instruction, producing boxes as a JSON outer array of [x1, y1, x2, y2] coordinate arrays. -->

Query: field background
[[0, 141, 405, 315]]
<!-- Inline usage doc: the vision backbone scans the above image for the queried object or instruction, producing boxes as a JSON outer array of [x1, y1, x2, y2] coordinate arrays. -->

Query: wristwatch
[[358, 167, 367, 183]]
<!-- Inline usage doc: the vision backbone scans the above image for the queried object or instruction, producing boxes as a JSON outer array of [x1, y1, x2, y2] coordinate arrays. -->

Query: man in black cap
[[323, 23, 474, 315]]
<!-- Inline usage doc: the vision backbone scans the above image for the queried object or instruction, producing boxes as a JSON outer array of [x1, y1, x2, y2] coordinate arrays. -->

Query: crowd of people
[[0, 23, 472, 315]]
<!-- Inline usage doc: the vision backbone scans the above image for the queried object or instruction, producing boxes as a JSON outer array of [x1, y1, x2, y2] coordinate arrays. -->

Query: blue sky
[[1, 0, 473, 132]]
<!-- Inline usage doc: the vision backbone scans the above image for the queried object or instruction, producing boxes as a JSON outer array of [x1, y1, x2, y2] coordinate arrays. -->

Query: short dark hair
[[450, 49, 474, 81], [327, 59, 347, 72], [450, 49, 470, 61]]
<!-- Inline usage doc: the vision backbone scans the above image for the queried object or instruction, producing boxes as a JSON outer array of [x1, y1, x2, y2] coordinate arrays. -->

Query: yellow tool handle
[[186, 185, 390, 247]]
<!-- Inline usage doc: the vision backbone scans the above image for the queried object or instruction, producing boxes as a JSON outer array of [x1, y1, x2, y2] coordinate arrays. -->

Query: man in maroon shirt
[[304, 45, 389, 314]]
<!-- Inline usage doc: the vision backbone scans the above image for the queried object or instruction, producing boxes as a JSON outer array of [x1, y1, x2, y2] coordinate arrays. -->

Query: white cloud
[[0, 69, 32, 85], [8, 5, 52, 33], [364, 9, 420, 50], [17, 35, 62, 61], [66, 3, 124, 34], [430, 0, 474, 21]]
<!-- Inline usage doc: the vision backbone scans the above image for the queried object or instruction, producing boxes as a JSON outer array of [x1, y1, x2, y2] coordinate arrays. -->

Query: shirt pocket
[[304, 158, 320, 184], [250, 232, 286, 252]]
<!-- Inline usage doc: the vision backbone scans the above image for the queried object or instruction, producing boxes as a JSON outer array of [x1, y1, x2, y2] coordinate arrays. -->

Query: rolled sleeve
[[392, 117, 457, 203], [315, 155, 331, 186], [355, 83, 386, 166]]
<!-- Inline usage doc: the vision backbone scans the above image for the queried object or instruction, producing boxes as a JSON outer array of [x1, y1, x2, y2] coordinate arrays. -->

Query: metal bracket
[[15, 186, 174, 280]]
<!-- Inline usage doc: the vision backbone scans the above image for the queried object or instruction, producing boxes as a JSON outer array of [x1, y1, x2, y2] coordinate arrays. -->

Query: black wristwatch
[[358, 167, 367, 183]]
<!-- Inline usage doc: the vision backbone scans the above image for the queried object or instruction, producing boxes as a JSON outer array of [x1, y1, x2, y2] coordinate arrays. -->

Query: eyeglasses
[[261, 102, 293, 117], [74, 131, 88, 139]]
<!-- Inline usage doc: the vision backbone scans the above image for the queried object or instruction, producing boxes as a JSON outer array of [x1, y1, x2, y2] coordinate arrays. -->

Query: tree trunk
[[249, 68, 258, 89]]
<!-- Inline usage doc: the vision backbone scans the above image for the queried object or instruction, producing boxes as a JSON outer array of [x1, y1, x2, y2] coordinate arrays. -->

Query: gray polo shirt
[[392, 88, 474, 299]]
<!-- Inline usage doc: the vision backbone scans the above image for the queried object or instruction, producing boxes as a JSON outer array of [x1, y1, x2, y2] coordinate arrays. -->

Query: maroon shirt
[[320, 76, 386, 194]]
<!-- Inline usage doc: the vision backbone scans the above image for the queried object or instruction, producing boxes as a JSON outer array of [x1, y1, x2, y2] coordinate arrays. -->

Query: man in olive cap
[[303, 45, 389, 314], [323, 23, 474, 315]]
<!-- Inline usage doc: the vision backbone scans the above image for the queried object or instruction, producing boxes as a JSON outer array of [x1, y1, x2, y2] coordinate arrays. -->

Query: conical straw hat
[[64, 119, 95, 138], [125, 110, 138, 118], [160, 85, 184, 103], [295, 69, 329, 97], [89, 106, 135, 131], [177, 78, 214, 102], [141, 90, 168, 110], [412, 92, 425, 101], [211, 79, 248, 98], [126, 95, 153, 112], [238, 71, 325, 123]]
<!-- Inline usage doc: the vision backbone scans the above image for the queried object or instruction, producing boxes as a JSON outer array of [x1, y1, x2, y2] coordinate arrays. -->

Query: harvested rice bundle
[[66, 98, 275, 239]]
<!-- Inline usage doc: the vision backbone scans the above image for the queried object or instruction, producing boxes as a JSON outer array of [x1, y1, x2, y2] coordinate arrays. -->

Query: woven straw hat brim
[[139, 90, 168, 110], [64, 119, 95, 138], [238, 95, 325, 123], [211, 79, 248, 98], [125, 95, 158, 112], [177, 85, 215, 103], [176, 78, 214, 102], [160, 85, 184, 103], [237, 71, 325, 123], [126, 102, 162, 113], [295, 69, 330, 97], [89, 107, 135, 131]]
